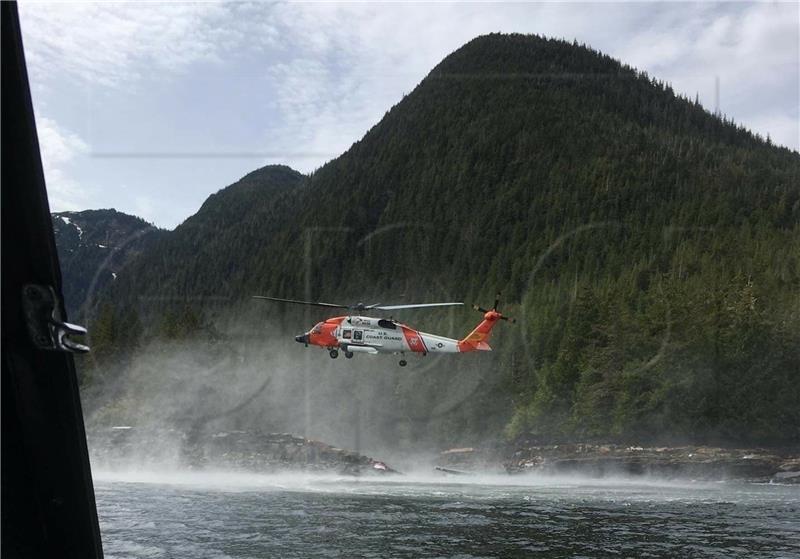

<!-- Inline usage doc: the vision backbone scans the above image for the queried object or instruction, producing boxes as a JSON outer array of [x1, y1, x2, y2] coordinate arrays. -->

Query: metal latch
[[22, 284, 90, 354]]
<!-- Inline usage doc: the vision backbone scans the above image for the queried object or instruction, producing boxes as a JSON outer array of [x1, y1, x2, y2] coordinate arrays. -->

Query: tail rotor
[[459, 292, 514, 352], [472, 293, 515, 323]]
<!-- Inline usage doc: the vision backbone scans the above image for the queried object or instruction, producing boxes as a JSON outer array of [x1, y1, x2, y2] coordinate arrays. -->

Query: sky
[[19, 1, 800, 229]]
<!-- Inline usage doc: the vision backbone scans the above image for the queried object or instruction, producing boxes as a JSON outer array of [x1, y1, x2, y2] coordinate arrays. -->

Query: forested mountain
[[85, 34, 800, 446], [125, 164, 305, 305], [52, 209, 162, 317]]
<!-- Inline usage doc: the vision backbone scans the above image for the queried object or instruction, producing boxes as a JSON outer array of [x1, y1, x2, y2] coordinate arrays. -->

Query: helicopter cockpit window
[[342, 329, 352, 339], [353, 330, 363, 341], [312, 323, 323, 334]]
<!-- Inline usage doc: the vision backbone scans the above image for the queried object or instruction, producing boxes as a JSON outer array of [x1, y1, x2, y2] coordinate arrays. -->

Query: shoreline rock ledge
[[89, 427, 399, 475], [437, 444, 800, 483]]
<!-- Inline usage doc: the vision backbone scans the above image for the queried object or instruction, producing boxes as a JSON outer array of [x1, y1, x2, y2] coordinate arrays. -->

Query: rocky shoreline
[[89, 428, 398, 475], [89, 427, 800, 483], [436, 443, 800, 483]]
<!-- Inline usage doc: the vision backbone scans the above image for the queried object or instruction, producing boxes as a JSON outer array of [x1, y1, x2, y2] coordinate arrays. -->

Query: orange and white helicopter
[[253, 294, 514, 367]]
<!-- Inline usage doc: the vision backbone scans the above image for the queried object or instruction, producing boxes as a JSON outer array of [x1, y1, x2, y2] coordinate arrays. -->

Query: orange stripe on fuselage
[[401, 325, 427, 353]]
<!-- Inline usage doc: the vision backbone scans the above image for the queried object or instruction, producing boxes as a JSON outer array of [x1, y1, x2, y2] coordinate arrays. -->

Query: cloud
[[745, 112, 800, 148], [617, 4, 798, 110], [18, 1, 251, 88], [260, 3, 505, 171], [17, 2, 799, 224], [36, 115, 92, 211]]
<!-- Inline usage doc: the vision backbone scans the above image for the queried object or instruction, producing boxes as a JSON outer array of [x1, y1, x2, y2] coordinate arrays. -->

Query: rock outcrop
[[89, 427, 398, 475], [437, 444, 800, 482]]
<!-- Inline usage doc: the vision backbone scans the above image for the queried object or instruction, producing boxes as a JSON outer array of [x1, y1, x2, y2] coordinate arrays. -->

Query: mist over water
[[90, 468, 770, 493], [82, 305, 499, 471]]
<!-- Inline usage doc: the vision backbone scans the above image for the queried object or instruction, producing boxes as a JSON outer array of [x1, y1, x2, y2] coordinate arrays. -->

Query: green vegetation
[[85, 34, 799, 446]]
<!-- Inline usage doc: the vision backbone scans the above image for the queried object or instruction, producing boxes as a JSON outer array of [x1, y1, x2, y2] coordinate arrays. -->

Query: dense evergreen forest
[[81, 34, 800, 448]]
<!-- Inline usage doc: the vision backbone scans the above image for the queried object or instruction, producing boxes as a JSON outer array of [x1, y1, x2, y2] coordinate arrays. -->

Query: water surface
[[94, 471, 800, 558]]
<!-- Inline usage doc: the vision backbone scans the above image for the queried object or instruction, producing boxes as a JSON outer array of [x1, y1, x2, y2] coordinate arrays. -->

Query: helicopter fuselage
[[296, 315, 462, 355], [256, 295, 510, 364]]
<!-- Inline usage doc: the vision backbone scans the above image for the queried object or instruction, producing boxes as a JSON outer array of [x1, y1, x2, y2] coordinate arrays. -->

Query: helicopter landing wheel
[[329, 349, 339, 359], [399, 359, 407, 367], [345, 351, 354, 359]]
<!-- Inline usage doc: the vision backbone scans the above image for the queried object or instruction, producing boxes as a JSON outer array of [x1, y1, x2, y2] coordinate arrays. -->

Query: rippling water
[[94, 471, 800, 558]]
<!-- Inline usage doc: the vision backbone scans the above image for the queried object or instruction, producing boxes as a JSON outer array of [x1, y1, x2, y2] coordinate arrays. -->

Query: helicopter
[[253, 294, 514, 367]]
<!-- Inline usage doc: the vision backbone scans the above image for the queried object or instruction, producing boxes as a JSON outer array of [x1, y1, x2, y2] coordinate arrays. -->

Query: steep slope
[[53, 209, 162, 316], [111, 164, 305, 308], [97, 34, 800, 445]]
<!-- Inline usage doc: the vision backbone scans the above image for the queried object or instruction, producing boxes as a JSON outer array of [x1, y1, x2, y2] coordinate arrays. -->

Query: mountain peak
[[430, 33, 625, 78], [239, 164, 305, 184], [53, 208, 155, 230], [182, 164, 306, 229], [52, 209, 162, 316]]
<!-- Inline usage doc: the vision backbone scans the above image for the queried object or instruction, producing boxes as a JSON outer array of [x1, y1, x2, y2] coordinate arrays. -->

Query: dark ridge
[[52, 209, 163, 317]]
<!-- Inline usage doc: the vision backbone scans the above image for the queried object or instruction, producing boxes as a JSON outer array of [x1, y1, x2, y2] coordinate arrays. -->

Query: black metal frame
[[2, 2, 104, 556]]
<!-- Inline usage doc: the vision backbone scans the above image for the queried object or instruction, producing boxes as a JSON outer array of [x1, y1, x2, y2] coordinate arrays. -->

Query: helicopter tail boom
[[457, 310, 501, 352], [458, 294, 515, 352]]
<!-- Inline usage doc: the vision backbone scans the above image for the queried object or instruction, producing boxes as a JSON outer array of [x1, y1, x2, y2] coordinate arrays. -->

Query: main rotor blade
[[374, 302, 464, 311], [251, 296, 349, 309]]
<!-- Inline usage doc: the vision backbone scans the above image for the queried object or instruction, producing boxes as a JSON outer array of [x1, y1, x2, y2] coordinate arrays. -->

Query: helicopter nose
[[295, 334, 309, 344]]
